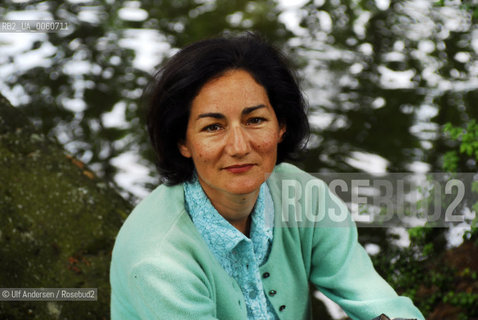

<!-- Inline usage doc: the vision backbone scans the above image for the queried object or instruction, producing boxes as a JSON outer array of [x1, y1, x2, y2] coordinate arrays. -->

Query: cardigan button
[[262, 272, 270, 279], [279, 305, 286, 312], [268, 290, 277, 296]]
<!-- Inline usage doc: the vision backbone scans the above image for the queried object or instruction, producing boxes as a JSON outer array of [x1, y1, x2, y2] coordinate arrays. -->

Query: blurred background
[[1, 0, 477, 319]]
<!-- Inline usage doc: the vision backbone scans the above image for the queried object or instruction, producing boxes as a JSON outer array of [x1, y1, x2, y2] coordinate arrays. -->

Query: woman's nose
[[225, 126, 251, 157]]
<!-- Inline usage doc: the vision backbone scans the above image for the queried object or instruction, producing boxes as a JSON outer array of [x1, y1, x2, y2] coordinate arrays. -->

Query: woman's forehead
[[191, 70, 271, 114]]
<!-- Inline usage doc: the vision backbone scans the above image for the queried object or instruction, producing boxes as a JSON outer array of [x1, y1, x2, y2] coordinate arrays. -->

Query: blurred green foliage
[[294, 0, 478, 174], [371, 120, 478, 319], [443, 120, 478, 241], [443, 120, 478, 171]]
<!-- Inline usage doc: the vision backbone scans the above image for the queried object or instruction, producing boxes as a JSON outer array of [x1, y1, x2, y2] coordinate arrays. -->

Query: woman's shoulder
[[122, 183, 186, 234], [110, 184, 222, 317], [269, 162, 324, 188], [111, 183, 200, 267], [268, 162, 348, 228], [272, 162, 308, 175]]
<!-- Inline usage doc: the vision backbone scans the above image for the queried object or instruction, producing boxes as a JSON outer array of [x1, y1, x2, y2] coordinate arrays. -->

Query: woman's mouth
[[224, 164, 254, 174]]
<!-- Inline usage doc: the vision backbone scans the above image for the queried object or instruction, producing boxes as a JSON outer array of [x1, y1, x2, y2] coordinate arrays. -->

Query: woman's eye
[[247, 117, 266, 125], [203, 124, 222, 132]]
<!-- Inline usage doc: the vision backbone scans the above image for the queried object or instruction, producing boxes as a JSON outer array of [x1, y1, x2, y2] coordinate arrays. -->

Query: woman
[[110, 33, 424, 320]]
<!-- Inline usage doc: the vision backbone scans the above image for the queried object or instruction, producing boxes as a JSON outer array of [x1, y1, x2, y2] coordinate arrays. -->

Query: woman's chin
[[224, 178, 264, 195]]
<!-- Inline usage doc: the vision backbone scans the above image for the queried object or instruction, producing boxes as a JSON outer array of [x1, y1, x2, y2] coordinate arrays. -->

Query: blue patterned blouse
[[184, 176, 278, 319]]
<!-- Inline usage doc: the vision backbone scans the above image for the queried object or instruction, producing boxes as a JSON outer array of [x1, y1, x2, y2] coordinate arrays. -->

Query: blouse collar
[[183, 174, 274, 263]]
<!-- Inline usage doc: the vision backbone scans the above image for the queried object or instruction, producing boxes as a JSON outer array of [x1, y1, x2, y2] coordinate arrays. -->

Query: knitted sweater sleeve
[[308, 183, 425, 320]]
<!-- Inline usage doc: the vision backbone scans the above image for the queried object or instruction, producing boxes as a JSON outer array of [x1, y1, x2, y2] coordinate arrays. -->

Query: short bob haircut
[[147, 32, 309, 185]]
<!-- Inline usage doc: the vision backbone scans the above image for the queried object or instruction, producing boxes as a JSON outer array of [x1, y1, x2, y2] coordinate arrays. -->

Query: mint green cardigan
[[110, 163, 424, 320]]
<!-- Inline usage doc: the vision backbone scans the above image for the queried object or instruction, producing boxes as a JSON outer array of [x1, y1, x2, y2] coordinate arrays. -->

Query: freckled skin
[[178, 69, 285, 232]]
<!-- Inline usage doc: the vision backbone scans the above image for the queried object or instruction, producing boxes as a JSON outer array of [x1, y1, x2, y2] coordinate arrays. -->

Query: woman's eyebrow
[[197, 112, 225, 120], [242, 104, 266, 115], [196, 105, 266, 120]]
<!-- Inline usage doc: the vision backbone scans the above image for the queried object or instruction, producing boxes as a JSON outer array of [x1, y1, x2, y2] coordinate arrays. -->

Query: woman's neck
[[201, 185, 259, 236]]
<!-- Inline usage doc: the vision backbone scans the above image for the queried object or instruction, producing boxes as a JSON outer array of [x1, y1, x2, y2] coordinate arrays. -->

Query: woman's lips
[[224, 164, 254, 174]]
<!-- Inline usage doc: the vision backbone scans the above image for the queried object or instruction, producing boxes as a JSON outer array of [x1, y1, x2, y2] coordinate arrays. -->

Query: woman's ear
[[279, 123, 287, 143], [178, 141, 192, 158]]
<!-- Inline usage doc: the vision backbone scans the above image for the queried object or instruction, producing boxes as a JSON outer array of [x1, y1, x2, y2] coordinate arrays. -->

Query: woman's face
[[179, 69, 285, 200]]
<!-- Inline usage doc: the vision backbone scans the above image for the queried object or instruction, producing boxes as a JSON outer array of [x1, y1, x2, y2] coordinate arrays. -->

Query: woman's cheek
[[255, 135, 280, 152], [196, 143, 216, 162]]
